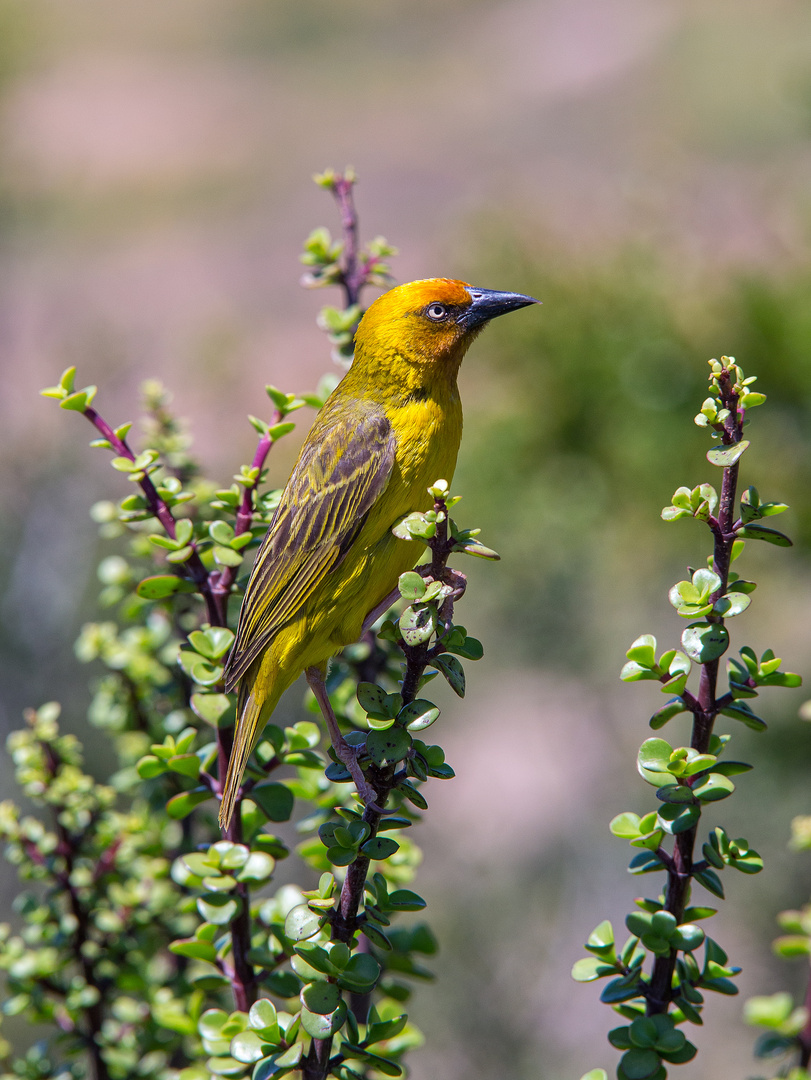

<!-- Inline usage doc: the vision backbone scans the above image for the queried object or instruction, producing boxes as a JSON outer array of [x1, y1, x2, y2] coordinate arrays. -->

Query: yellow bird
[[219, 278, 538, 829]]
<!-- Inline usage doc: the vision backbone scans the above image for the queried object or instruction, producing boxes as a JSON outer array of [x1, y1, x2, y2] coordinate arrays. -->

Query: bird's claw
[[334, 739, 390, 815]]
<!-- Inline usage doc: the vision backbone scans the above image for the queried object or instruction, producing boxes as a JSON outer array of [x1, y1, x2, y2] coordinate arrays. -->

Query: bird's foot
[[333, 737, 389, 814]]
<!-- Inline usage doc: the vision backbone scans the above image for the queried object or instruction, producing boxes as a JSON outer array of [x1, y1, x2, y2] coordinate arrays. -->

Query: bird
[[219, 277, 538, 829]]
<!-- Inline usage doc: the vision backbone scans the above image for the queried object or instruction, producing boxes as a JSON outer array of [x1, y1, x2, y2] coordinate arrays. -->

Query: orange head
[[353, 278, 539, 389]]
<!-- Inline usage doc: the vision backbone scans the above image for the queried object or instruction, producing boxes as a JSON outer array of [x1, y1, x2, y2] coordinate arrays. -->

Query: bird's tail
[[219, 679, 271, 831]]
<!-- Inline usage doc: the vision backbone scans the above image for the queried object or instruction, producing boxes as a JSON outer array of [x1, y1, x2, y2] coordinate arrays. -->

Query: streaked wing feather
[[224, 406, 395, 689]]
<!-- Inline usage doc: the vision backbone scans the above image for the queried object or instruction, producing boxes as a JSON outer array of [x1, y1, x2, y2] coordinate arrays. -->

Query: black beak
[[460, 286, 540, 330]]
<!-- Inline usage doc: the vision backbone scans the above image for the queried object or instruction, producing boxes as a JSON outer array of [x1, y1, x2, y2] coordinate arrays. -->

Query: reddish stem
[[646, 367, 743, 1015], [82, 406, 218, 622]]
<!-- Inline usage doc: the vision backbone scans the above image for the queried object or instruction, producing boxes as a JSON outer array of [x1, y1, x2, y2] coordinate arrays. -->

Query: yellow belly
[[262, 393, 461, 692]]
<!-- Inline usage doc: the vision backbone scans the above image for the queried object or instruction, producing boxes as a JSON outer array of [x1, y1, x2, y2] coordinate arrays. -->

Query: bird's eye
[[426, 303, 447, 321]]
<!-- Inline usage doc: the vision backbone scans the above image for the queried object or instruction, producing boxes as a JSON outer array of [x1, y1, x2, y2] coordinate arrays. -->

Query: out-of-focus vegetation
[[460, 239, 811, 667], [2, 1, 811, 1078]]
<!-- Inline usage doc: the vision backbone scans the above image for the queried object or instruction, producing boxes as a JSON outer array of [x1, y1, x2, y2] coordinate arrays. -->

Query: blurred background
[[3, 0, 811, 1076]]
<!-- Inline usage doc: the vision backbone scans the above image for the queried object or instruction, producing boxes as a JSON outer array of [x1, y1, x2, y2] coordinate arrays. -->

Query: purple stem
[[329, 176, 363, 309], [303, 497, 460, 1080], [83, 400, 281, 1012], [646, 368, 742, 1015], [82, 405, 218, 622], [210, 422, 277, 624]]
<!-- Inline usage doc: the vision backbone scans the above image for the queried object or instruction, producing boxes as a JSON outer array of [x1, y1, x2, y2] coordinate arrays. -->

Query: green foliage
[[576, 357, 802, 1078]]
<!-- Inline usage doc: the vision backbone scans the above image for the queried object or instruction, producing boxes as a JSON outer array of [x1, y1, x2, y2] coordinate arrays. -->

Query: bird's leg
[[305, 665, 385, 812], [360, 587, 402, 635]]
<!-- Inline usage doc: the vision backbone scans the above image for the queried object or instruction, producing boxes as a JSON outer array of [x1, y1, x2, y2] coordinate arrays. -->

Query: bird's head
[[353, 278, 539, 389]]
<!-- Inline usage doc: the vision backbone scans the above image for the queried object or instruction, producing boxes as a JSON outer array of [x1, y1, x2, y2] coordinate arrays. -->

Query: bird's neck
[[348, 338, 470, 407]]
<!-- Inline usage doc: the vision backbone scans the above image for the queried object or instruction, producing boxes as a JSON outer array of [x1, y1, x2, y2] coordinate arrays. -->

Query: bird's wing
[[223, 404, 397, 689]]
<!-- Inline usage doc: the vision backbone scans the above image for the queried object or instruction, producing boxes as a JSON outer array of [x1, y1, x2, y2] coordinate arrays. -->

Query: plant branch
[[647, 364, 743, 1016], [82, 405, 218, 623], [303, 495, 461, 1080]]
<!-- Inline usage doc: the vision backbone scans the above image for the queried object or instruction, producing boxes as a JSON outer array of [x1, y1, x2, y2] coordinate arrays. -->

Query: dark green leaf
[[693, 869, 725, 899], [301, 982, 341, 1016], [692, 773, 735, 802], [737, 524, 792, 547], [361, 837, 399, 861], [366, 727, 411, 767], [433, 654, 466, 697], [252, 783, 294, 822]]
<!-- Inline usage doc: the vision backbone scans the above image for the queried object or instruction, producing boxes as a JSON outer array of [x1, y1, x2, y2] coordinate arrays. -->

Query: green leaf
[[285, 906, 322, 942], [720, 700, 767, 732], [230, 1031, 273, 1065], [361, 837, 400, 861], [671, 924, 705, 952], [366, 727, 412, 768], [336, 953, 380, 994], [656, 803, 700, 834], [455, 538, 500, 560], [386, 888, 426, 911], [693, 868, 725, 899], [433, 654, 465, 697], [267, 421, 296, 441], [198, 1009, 229, 1040], [248, 1000, 278, 1033], [197, 892, 241, 925], [399, 605, 436, 647], [213, 545, 244, 567], [169, 938, 218, 962], [713, 592, 751, 617], [610, 813, 641, 839], [572, 956, 616, 982], [621, 661, 660, 683], [236, 852, 276, 883], [357, 682, 394, 716], [136, 574, 196, 599], [681, 622, 729, 663], [398, 699, 440, 732], [444, 631, 484, 660], [252, 783, 294, 822], [706, 440, 749, 467], [191, 693, 233, 726], [649, 699, 688, 730], [637, 738, 672, 773], [168, 753, 201, 779], [137, 755, 166, 779], [61, 387, 98, 412], [189, 627, 235, 661], [626, 635, 657, 668], [301, 981, 341, 1016], [167, 789, 213, 820], [656, 784, 695, 805], [205, 1056, 245, 1076], [737, 524, 792, 547], [190, 659, 225, 687], [619, 1048, 662, 1079], [397, 780, 428, 809], [398, 571, 426, 601], [692, 773, 735, 802], [600, 974, 645, 1003]]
